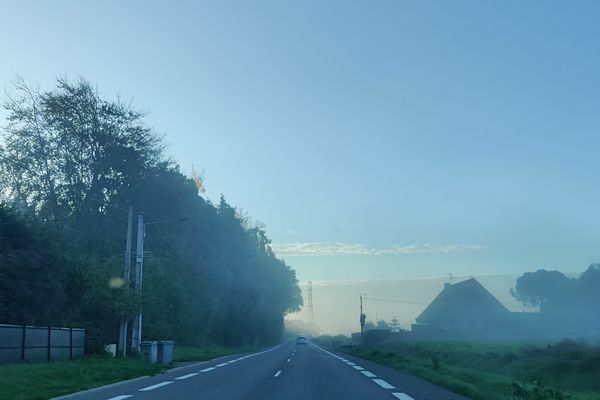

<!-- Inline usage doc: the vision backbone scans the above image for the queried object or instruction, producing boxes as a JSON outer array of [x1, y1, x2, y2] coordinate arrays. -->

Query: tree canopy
[[511, 265, 600, 334], [0, 77, 302, 350]]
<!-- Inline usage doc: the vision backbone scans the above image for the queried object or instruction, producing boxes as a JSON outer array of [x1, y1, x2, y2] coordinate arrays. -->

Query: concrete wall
[[0, 324, 84, 364]]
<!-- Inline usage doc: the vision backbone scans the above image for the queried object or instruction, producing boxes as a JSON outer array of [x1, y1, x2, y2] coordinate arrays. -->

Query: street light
[[131, 212, 189, 352]]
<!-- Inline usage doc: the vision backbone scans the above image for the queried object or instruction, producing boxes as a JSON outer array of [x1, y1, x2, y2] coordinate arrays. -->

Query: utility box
[[157, 340, 174, 364], [140, 341, 157, 363], [104, 344, 117, 357]]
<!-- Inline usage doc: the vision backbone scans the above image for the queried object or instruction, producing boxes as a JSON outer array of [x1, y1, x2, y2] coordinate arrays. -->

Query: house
[[411, 278, 517, 339], [410, 277, 599, 340]]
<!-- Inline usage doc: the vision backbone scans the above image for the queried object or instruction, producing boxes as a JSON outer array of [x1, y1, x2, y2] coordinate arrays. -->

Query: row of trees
[[0, 77, 302, 351], [511, 264, 600, 312], [511, 264, 600, 334]]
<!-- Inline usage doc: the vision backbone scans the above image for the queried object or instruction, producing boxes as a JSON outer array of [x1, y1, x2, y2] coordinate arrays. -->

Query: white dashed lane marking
[[392, 393, 415, 400], [372, 379, 395, 389], [274, 370, 282, 377], [175, 373, 198, 380], [106, 396, 132, 400], [200, 367, 216, 372], [139, 381, 173, 391], [314, 344, 409, 394]]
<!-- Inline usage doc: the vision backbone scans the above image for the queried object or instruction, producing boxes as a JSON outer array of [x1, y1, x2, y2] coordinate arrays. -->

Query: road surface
[[55, 340, 468, 400]]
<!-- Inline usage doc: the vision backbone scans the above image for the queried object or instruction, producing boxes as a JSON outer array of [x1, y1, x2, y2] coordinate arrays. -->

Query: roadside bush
[[512, 381, 571, 400]]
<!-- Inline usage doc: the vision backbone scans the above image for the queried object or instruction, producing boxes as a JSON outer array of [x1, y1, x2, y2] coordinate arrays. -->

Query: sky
[[2, 0, 600, 283]]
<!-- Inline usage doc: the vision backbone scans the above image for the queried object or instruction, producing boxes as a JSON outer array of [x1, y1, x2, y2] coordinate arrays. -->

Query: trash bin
[[157, 340, 174, 364], [140, 341, 157, 363]]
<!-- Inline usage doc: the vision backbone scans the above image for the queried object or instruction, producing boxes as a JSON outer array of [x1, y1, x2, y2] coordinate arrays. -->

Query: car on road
[[296, 335, 307, 345]]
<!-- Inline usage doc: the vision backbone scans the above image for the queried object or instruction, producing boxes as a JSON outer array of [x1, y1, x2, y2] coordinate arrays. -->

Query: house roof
[[416, 278, 510, 326]]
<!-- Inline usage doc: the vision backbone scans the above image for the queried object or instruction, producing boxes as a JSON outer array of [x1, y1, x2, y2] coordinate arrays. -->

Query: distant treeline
[[0, 77, 302, 351], [511, 264, 600, 335]]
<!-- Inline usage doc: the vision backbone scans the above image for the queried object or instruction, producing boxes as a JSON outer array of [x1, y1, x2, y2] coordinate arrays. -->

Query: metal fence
[[0, 324, 84, 364]]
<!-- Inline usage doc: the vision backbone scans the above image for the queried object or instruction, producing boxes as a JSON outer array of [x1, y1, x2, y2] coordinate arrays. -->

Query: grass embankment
[[328, 337, 600, 400], [0, 344, 246, 400]]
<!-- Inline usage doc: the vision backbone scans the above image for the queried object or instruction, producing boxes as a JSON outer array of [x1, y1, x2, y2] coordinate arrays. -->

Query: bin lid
[[158, 340, 174, 344], [140, 340, 157, 345]]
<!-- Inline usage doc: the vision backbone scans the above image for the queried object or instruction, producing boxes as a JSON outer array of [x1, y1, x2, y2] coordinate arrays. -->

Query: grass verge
[[172, 344, 248, 362], [0, 344, 245, 400], [331, 338, 600, 400], [0, 356, 166, 400]]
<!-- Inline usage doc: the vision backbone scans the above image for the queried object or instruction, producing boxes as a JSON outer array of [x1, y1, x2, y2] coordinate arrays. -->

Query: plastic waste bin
[[140, 341, 157, 363], [157, 340, 174, 364]]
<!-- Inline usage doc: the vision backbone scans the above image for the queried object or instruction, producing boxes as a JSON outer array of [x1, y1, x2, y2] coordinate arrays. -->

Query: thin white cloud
[[270, 242, 484, 257]]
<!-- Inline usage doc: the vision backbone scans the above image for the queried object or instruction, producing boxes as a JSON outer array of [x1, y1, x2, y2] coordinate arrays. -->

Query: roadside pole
[[118, 206, 133, 357], [360, 295, 366, 340], [131, 212, 144, 353]]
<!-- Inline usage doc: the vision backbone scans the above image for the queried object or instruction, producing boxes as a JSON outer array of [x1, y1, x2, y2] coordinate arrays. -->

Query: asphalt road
[[55, 340, 469, 400]]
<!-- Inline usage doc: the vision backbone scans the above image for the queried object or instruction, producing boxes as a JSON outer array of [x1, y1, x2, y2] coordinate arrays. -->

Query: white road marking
[[216, 362, 228, 367], [106, 396, 132, 400], [372, 379, 395, 389], [353, 365, 365, 370], [361, 371, 376, 378], [175, 373, 198, 380], [228, 359, 238, 363], [392, 393, 415, 400], [274, 370, 282, 377], [346, 362, 356, 366], [287, 358, 291, 362], [200, 367, 216, 372], [139, 381, 173, 391]]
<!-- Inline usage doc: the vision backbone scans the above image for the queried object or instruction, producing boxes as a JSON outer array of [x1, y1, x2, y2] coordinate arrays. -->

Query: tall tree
[[1, 77, 162, 236]]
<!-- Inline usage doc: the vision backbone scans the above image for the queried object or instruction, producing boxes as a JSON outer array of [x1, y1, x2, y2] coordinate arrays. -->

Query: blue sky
[[2, 1, 600, 281]]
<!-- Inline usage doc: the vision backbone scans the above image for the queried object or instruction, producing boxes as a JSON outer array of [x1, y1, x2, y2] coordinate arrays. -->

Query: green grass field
[[331, 338, 600, 400]]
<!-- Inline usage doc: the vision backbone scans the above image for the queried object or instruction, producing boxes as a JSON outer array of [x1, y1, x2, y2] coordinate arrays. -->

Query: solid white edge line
[[175, 373, 198, 380], [106, 396, 132, 400], [139, 381, 173, 391], [274, 370, 282, 377], [392, 393, 415, 400], [372, 379, 395, 389], [361, 370, 376, 378], [200, 367, 216, 372], [216, 362, 228, 367]]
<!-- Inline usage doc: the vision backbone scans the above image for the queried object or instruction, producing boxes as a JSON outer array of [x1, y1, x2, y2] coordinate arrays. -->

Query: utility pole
[[360, 295, 366, 340], [131, 212, 144, 353], [307, 281, 314, 323], [390, 315, 400, 333], [129, 214, 187, 353], [118, 206, 133, 356]]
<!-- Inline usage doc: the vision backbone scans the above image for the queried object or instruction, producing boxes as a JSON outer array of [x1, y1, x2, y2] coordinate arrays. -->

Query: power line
[[362, 295, 428, 306]]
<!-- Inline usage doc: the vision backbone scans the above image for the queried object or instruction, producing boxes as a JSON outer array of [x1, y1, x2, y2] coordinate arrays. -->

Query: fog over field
[[288, 275, 527, 335]]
